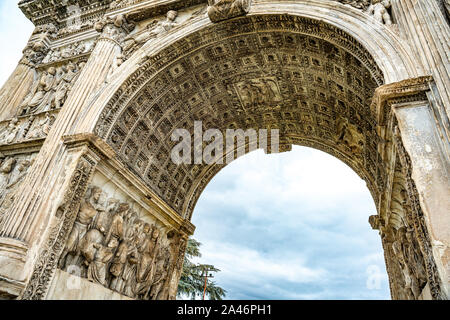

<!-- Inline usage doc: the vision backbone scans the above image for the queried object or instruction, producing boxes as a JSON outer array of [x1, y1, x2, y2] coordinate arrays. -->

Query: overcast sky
[[193, 147, 390, 299], [0, 1, 33, 86], [0, 1, 390, 300]]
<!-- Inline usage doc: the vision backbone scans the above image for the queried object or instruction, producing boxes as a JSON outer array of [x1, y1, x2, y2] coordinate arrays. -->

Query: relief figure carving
[[123, 11, 178, 58], [367, 0, 392, 25], [0, 118, 20, 144], [19, 67, 57, 115], [207, 0, 252, 23], [336, 117, 365, 155], [57, 185, 180, 300], [59, 186, 105, 269], [19, 62, 83, 116], [87, 238, 118, 287]]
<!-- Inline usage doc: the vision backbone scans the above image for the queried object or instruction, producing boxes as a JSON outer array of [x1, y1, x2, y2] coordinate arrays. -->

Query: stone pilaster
[[0, 64, 35, 121], [392, 0, 450, 134], [372, 76, 450, 299], [0, 15, 132, 298]]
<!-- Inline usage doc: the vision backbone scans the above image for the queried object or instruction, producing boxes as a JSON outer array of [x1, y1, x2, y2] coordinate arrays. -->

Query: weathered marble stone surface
[[0, 0, 447, 300]]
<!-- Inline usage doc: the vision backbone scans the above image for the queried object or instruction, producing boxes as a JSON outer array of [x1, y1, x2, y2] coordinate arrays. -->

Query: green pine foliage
[[177, 239, 227, 300]]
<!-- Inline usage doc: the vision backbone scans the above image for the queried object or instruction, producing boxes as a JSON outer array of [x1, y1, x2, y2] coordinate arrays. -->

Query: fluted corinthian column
[[0, 64, 35, 121], [392, 0, 450, 138], [0, 15, 133, 298]]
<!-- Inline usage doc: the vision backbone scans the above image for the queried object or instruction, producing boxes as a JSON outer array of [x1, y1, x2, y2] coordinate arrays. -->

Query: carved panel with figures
[[57, 172, 186, 300], [18, 61, 85, 117], [0, 152, 37, 228]]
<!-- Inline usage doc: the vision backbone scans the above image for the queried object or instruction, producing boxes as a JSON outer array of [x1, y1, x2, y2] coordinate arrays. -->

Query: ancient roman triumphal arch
[[0, 0, 448, 300]]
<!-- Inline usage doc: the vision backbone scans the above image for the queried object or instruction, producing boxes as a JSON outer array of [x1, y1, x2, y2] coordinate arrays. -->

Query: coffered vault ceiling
[[95, 15, 385, 219]]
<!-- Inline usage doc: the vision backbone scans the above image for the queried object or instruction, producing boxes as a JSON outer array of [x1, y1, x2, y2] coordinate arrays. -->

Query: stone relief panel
[[335, 1, 393, 25], [20, 23, 58, 67], [18, 61, 85, 117], [0, 152, 37, 226], [207, 0, 252, 23], [234, 77, 282, 108], [42, 41, 95, 65], [372, 161, 430, 300], [58, 171, 185, 300], [123, 10, 179, 58], [0, 111, 56, 146], [367, 0, 392, 25], [94, 15, 384, 218], [120, 4, 209, 60]]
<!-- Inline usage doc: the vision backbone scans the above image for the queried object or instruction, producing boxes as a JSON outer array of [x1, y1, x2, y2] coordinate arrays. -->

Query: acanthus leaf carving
[[95, 14, 136, 46]]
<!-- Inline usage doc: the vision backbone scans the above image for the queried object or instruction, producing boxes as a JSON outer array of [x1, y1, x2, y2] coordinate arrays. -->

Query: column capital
[[94, 14, 135, 47], [371, 76, 434, 126]]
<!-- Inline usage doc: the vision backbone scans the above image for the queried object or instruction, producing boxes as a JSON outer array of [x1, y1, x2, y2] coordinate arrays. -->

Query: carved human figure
[[90, 197, 117, 239], [78, 227, 105, 276], [135, 227, 160, 299], [122, 233, 140, 297], [237, 78, 280, 107], [0, 157, 29, 225], [27, 112, 54, 139], [51, 62, 78, 110], [6, 160, 31, 192], [392, 227, 415, 299], [105, 202, 128, 245], [137, 223, 152, 252], [20, 67, 57, 115], [110, 239, 129, 292], [59, 186, 105, 269], [336, 117, 365, 154], [123, 11, 178, 57], [404, 229, 427, 298], [148, 247, 170, 300], [0, 118, 20, 144], [207, 0, 251, 23], [87, 238, 118, 286], [0, 158, 16, 191], [367, 0, 392, 25]]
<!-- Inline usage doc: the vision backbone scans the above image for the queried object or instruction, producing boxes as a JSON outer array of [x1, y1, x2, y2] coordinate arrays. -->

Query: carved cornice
[[372, 76, 433, 126], [18, 0, 207, 28], [18, 0, 115, 27], [62, 133, 116, 160], [119, 0, 208, 22]]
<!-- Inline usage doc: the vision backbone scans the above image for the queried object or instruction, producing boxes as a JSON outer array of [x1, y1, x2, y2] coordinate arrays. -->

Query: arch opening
[[191, 146, 391, 299], [95, 14, 385, 219], [89, 13, 443, 300]]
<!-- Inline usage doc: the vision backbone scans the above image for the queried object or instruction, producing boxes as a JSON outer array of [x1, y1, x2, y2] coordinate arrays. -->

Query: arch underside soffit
[[94, 14, 386, 219]]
